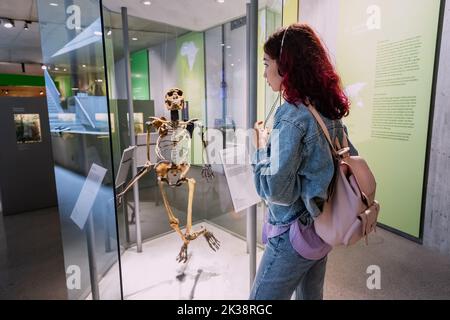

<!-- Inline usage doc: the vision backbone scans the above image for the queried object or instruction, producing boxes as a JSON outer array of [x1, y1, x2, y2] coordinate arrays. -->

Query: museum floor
[[1, 205, 450, 299]]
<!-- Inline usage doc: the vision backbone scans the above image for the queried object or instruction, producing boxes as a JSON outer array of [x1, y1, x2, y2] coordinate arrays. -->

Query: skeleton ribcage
[[155, 127, 191, 165]]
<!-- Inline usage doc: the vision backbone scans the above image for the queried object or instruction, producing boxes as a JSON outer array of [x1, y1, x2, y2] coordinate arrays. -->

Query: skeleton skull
[[165, 88, 185, 111]]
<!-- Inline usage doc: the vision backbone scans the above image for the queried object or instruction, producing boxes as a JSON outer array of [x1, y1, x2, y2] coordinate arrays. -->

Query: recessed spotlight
[[54, 67, 59, 71], [3, 19, 14, 28], [49, 2, 58, 6], [82, 64, 86, 68], [132, 37, 138, 41], [41, 65, 47, 70], [142, 0, 151, 5]]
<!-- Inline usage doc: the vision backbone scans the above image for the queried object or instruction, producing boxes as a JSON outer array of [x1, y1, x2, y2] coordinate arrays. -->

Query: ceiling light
[[63, 68, 67, 71], [24, 21, 30, 30], [82, 64, 86, 68], [41, 65, 47, 70], [132, 37, 138, 41], [94, 31, 102, 36], [54, 67, 59, 71], [217, 0, 225, 3], [39, 90, 44, 96], [142, 0, 151, 5], [3, 19, 14, 28], [49, 3, 58, 6], [107, 29, 112, 36]]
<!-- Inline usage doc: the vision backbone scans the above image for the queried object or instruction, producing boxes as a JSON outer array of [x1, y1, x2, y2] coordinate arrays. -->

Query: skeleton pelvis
[[156, 161, 189, 186]]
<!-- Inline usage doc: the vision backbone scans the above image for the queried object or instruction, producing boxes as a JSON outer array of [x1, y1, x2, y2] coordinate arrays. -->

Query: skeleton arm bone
[[116, 161, 154, 205], [195, 122, 214, 181], [117, 121, 156, 206]]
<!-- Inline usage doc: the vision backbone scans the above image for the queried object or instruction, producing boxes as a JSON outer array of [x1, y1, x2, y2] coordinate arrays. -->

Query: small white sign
[[219, 145, 261, 213], [70, 163, 107, 229]]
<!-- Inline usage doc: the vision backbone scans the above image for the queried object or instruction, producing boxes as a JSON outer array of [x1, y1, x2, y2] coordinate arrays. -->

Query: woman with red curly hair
[[250, 23, 358, 300]]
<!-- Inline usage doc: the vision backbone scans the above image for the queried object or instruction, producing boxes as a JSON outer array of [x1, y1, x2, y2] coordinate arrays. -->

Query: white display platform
[[96, 222, 263, 300]]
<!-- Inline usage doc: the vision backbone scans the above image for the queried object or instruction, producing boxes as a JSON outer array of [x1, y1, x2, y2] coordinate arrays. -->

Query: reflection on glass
[[14, 114, 42, 144], [126, 113, 144, 134], [37, 0, 121, 300]]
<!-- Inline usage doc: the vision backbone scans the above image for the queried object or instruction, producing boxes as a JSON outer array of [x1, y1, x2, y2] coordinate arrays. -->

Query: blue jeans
[[249, 230, 328, 300]]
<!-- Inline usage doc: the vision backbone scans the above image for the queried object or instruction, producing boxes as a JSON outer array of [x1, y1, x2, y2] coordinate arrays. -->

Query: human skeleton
[[117, 88, 220, 263]]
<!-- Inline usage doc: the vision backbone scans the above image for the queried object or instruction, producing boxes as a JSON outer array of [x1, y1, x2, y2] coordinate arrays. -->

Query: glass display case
[[38, 0, 288, 300]]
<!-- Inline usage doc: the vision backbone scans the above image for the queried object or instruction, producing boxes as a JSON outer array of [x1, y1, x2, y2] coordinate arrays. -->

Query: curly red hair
[[264, 23, 350, 120]]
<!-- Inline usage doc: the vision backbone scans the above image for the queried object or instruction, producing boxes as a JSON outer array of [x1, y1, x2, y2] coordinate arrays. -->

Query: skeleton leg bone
[[158, 179, 190, 263], [185, 178, 195, 235], [183, 177, 220, 252]]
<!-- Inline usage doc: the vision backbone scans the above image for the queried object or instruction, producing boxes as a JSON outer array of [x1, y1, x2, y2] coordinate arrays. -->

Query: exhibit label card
[[220, 145, 260, 213], [70, 163, 107, 230]]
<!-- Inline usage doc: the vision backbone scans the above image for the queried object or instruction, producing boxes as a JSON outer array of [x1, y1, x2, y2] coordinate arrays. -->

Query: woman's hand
[[253, 121, 270, 149]]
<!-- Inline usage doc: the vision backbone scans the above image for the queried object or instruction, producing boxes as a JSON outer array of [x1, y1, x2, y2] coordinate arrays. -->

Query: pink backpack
[[308, 105, 380, 246]]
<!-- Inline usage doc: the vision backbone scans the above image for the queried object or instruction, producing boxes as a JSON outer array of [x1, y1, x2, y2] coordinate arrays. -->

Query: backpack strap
[[306, 104, 338, 157], [307, 104, 350, 158]]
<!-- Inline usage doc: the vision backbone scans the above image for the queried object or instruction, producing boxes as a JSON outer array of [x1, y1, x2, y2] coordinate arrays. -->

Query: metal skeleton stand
[[247, 0, 258, 289], [115, 146, 137, 248]]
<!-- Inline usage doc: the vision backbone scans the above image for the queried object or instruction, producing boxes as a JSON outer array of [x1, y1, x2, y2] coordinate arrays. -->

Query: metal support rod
[[123, 185, 130, 245], [247, 0, 258, 290], [121, 6, 142, 253], [104, 206, 112, 253], [86, 211, 100, 300]]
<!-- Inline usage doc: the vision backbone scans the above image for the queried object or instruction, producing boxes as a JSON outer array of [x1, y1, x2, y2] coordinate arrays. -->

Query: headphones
[[278, 26, 289, 76]]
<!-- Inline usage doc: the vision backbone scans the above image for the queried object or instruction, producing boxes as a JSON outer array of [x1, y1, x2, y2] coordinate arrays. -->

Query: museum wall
[[0, 97, 57, 214]]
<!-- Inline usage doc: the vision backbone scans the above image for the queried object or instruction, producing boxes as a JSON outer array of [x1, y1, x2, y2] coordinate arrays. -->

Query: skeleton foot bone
[[204, 230, 220, 251], [177, 243, 189, 263], [201, 164, 215, 182]]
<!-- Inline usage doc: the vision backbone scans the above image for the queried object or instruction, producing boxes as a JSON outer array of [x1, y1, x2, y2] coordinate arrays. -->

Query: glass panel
[[256, 1, 283, 246], [102, 0, 263, 300], [37, 0, 121, 300]]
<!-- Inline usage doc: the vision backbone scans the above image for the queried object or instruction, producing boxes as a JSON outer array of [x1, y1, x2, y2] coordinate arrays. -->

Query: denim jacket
[[252, 102, 358, 227]]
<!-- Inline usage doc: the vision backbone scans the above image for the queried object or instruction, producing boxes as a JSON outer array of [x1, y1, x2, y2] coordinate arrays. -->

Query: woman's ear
[[277, 61, 284, 77]]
